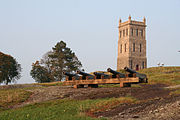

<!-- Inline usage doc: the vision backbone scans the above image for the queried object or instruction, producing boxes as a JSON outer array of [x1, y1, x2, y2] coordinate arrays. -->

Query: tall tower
[[117, 16, 147, 70]]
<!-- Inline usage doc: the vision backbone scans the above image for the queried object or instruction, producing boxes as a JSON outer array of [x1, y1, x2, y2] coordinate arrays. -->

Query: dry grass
[[88, 97, 137, 113], [169, 88, 180, 95], [0, 89, 32, 108], [131, 84, 142, 88], [33, 81, 63, 86], [139, 67, 180, 85]]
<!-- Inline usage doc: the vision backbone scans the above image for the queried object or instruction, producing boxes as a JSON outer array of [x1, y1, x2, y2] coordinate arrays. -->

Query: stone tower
[[117, 16, 147, 70]]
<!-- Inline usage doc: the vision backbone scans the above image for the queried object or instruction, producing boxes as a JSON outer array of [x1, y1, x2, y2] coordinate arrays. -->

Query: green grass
[[0, 96, 136, 120], [139, 67, 180, 85]]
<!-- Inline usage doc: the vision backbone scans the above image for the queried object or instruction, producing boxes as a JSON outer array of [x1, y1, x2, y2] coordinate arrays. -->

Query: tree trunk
[[6, 79, 9, 85]]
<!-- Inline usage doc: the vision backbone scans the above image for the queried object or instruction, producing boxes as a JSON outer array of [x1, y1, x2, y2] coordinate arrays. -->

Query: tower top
[[128, 15, 131, 21], [119, 18, 122, 23], [143, 17, 146, 24], [119, 16, 146, 27]]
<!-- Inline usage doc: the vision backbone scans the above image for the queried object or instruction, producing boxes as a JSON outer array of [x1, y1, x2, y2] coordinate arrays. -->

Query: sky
[[0, 0, 180, 84]]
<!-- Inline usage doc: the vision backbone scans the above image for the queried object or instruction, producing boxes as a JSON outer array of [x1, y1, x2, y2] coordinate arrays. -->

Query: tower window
[[141, 29, 143, 37], [133, 43, 135, 52], [136, 29, 138, 36], [140, 44, 142, 52], [123, 30, 125, 37], [142, 61, 145, 69], [126, 29, 128, 36], [131, 29, 133, 36], [130, 60, 133, 69], [125, 44, 126, 52], [120, 31, 122, 38], [120, 44, 122, 53]]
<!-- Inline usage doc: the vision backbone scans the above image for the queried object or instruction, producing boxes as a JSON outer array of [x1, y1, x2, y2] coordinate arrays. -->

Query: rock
[[149, 110, 153, 114], [119, 112, 125, 115], [154, 109, 159, 113], [132, 115, 139, 118]]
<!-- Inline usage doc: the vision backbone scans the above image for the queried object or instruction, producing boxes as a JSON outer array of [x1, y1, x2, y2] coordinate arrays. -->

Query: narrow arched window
[[120, 44, 122, 53], [126, 29, 128, 36], [133, 43, 135, 52], [142, 61, 145, 69], [123, 30, 125, 37], [140, 44, 142, 52], [136, 29, 138, 36], [130, 60, 133, 69], [131, 29, 133, 36], [141, 29, 143, 37], [125, 44, 126, 52]]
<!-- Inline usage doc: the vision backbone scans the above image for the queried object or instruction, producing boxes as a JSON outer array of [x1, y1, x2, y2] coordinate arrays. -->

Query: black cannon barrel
[[63, 72, 79, 77], [63, 72, 80, 80], [107, 68, 125, 78], [124, 67, 136, 74], [76, 70, 94, 80], [124, 67, 147, 83], [93, 72, 110, 79], [76, 70, 93, 77]]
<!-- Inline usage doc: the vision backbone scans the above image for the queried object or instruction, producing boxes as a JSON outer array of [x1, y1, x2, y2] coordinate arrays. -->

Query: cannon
[[93, 72, 110, 79], [124, 67, 148, 83], [76, 70, 95, 80], [107, 68, 125, 78], [63, 72, 80, 80]]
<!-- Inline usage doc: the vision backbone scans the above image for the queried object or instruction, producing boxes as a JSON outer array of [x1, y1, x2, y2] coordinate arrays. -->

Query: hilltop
[[0, 67, 180, 120]]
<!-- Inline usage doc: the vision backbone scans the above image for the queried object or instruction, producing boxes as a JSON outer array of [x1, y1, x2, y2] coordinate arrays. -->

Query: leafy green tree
[[40, 51, 54, 75], [30, 61, 53, 83], [30, 40, 82, 82], [0, 52, 21, 85], [48, 41, 82, 81]]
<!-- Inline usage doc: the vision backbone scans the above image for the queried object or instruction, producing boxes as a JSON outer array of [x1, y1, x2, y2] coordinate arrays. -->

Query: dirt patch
[[9, 83, 180, 120], [91, 84, 180, 120], [12, 84, 170, 108], [131, 84, 169, 100], [70, 84, 170, 101], [12, 86, 72, 108], [108, 95, 180, 120]]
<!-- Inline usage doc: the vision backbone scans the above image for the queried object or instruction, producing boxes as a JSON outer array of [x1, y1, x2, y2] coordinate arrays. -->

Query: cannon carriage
[[63, 67, 147, 88]]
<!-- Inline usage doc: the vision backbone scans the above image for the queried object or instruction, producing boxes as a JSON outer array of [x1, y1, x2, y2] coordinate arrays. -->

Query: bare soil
[[6, 84, 180, 120]]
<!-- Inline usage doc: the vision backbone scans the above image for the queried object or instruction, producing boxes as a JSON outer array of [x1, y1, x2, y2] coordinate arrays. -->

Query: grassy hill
[[0, 67, 180, 120], [139, 67, 180, 85]]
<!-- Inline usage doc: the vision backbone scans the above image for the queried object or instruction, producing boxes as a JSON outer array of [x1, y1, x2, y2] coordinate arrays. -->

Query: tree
[[30, 61, 53, 83], [30, 40, 82, 82], [40, 51, 54, 75], [48, 41, 82, 81], [0, 52, 21, 85]]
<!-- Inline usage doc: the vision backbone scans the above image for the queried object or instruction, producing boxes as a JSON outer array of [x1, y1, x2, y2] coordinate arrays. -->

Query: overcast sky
[[0, 0, 180, 84]]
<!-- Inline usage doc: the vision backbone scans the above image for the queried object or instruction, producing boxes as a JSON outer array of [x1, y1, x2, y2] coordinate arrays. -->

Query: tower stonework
[[117, 16, 147, 70]]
